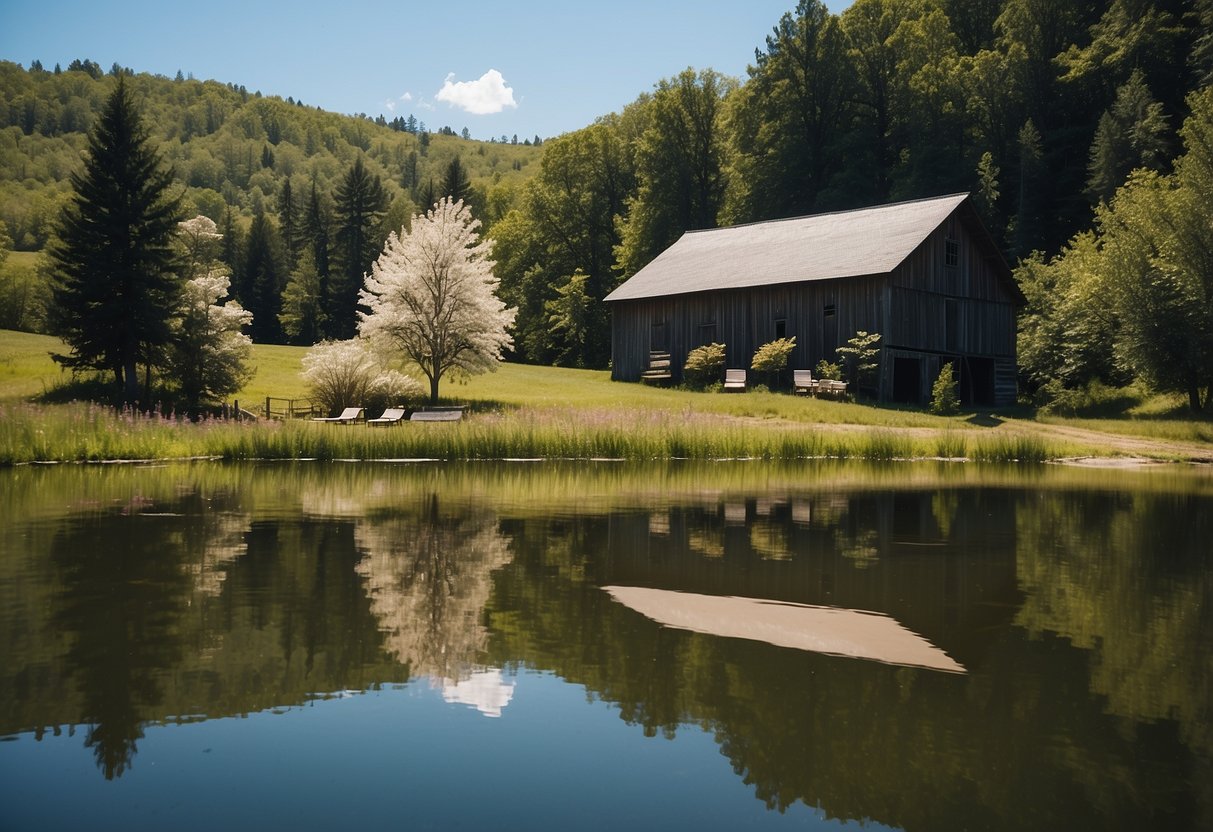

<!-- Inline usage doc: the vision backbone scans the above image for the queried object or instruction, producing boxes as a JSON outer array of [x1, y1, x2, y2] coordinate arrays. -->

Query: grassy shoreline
[[3, 328, 1210, 465], [0, 400, 1090, 465]]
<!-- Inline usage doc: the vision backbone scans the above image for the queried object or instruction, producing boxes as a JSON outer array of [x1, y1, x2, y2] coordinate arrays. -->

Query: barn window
[[699, 323, 717, 345], [774, 318, 787, 339], [822, 304, 837, 356], [945, 238, 959, 268]]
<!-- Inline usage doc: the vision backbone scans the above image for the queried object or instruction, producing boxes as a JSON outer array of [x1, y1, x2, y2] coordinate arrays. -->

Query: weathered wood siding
[[611, 275, 887, 383], [610, 203, 1021, 405]]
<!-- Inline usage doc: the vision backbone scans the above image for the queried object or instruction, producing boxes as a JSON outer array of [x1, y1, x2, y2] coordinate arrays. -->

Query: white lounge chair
[[723, 369, 747, 392], [312, 406, 363, 424], [366, 407, 407, 427]]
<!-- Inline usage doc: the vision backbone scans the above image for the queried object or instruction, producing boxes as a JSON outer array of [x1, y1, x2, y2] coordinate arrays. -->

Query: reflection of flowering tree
[[354, 497, 512, 682]]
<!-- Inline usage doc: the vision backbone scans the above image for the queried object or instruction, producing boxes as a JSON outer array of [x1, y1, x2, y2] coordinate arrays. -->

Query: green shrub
[[684, 342, 726, 388], [836, 330, 881, 392], [930, 362, 960, 415], [815, 359, 842, 381], [752, 337, 796, 373]]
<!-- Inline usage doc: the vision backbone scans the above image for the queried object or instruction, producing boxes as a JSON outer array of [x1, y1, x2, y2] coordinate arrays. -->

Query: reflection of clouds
[[437, 668, 515, 718], [354, 505, 512, 681]]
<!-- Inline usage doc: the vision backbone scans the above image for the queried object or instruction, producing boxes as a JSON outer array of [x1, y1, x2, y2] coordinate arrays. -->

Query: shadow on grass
[[34, 373, 123, 406], [966, 412, 1004, 428]]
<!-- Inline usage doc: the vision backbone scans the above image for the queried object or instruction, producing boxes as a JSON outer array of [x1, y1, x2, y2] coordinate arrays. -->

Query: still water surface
[[0, 461, 1209, 830]]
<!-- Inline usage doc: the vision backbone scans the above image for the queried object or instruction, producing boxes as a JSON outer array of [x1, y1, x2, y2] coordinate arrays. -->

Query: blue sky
[[1, 0, 852, 140]]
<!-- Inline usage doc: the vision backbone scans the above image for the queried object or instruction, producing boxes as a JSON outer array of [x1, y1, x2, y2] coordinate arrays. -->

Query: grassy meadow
[[0, 328, 1209, 465]]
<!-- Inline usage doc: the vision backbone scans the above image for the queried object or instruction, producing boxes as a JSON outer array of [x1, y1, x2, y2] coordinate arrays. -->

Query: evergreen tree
[[278, 177, 299, 268], [330, 156, 386, 339], [301, 178, 333, 333], [218, 206, 244, 292], [242, 207, 287, 343], [442, 155, 472, 205], [47, 77, 184, 404], [402, 150, 419, 194], [1085, 70, 1170, 204], [279, 248, 326, 345], [1010, 119, 1044, 259], [418, 178, 438, 213]]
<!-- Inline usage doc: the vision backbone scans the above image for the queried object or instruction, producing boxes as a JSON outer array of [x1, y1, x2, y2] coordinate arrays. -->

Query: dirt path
[[994, 418, 1213, 464], [720, 410, 1213, 465]]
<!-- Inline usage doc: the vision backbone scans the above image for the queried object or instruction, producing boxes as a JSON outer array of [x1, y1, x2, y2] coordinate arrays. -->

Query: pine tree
[[301, 178, 332, 334], [442, 155, 472, 204], [242, 208, 287, 343], [218, 203, 243, 274], [1085, 71, 1170, 204], [278, 178, 299, 269], [48, 77, 184, 404], [330, 157, 386, 339], [279, 249, 326, 345]]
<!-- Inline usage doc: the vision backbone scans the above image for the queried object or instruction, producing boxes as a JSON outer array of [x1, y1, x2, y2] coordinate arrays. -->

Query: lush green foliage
[[683, 342, 726, 388], [751, 338, 796, 387], [835, 330, 882, 392], [1019, 87, 1213, 411], [930, 361, 960, 415], [490, 0, 1208, 371]]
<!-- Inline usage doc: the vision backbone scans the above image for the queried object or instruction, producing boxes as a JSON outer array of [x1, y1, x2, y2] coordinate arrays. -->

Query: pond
[[0, 460, 1210, 831]]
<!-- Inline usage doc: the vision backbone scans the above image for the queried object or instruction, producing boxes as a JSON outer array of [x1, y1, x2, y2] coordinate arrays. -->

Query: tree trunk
[[1189, 385, 1203, 412], [123, 358, 139, 406], [429, 372, 440, 405]]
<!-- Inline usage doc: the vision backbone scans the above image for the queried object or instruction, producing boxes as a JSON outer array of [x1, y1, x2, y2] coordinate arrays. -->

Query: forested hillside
[[2, 0, 1211, 390], [492, 0, 1210, 370], [0, 58, 542, 340]]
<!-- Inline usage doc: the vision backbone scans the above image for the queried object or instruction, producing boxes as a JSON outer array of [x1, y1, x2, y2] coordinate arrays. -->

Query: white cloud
[[399, 91, 413, 102], [435, 69, 518, 115], [383, 99, 396, 112]]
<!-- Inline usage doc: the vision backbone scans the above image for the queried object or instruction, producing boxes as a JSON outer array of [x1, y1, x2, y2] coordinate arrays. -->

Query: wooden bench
[[640, 351, 673, 384]]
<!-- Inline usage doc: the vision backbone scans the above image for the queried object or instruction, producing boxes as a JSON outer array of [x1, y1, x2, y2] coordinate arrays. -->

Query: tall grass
[[0, 402, 1091, 465]]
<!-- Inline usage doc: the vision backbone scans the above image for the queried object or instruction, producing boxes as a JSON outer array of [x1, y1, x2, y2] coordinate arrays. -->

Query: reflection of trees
[[49, 502, 216, 779], [355, 496, 512, 681], [486, 487, 1212, 830], [1014, 491, 1213, 758]]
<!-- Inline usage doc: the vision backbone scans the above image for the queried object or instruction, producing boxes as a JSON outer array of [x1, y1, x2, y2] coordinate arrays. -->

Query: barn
[[603, 193, 1023, 406]]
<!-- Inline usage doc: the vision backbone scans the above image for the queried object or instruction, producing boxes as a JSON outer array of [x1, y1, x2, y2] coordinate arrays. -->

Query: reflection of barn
[[601, 490, 1023, 669], [605, 193, 1022, 406]]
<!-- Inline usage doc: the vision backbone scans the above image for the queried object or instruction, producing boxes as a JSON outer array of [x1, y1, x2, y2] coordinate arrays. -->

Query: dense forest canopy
[[2, 0, 1211, 392]]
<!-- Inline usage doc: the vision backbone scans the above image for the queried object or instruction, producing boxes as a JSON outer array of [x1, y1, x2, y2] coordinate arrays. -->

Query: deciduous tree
[[359, 198, 514, 404]]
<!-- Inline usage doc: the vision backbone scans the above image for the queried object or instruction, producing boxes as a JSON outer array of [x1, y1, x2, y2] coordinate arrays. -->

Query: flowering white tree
[[169, 216, 253, 414], [170, 270, 253, 413], [359, 198, 515, 404]]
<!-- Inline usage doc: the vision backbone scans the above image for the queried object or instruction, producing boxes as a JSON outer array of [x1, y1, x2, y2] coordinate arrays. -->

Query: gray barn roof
[[605, 193, 973, 303]]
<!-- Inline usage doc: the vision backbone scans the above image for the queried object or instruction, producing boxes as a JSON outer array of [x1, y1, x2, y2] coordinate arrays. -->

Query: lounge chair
[[723, 369, 746, 392], [312, 406, 363, 424], [366, 407, 407, 427], [793, 370, 816, 395], [410, 405, 465, 422], [819, 380, 848, 397]]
